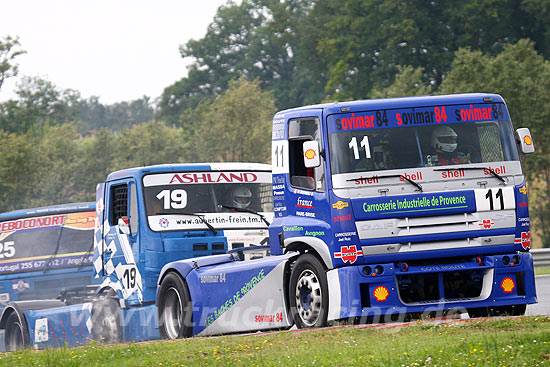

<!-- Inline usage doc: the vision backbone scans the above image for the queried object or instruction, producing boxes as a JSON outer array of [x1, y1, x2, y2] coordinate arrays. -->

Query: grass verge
[[536, 267, 550, 276], [1, 316, 550, 366]]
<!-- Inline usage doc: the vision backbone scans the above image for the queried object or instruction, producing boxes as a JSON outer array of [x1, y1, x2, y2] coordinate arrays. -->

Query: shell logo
[[373, 286, 389, 302], [501, 277, 515, 293], [524, 135, 533, 146], [304, 149, 316, 160]]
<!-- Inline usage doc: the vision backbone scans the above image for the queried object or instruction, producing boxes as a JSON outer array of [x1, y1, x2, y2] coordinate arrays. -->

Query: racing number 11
[[485, 188, 504, 210], [349, 136, 371, 160]]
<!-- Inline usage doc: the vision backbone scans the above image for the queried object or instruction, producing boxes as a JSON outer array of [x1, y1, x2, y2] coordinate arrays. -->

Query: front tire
[[91, 296, 122, 344], [5, 312, 29, 351], [158, 273, 193, 339], [289, 254, 329, 329]]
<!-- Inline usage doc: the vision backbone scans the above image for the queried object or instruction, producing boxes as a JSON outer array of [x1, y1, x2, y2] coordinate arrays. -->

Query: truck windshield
[[0, 211, 95, 275], [329, 120, 519, 174], [142, 171, 273, 232]]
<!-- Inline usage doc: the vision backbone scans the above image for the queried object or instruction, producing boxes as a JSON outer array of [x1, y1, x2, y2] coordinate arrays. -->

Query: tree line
[[1, 0, 550, 246]]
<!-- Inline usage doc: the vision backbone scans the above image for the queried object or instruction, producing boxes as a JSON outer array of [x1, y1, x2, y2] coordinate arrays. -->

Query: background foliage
[[1, 0, 550, 245]]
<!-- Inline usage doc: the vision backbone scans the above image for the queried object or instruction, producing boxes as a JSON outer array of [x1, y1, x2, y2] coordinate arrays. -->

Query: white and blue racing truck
[[153, 93, 537, 339], [0, 163, 272, 350]]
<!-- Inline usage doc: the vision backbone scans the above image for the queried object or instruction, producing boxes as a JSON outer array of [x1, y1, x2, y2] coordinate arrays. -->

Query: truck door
[[103, 179, 143, 305]]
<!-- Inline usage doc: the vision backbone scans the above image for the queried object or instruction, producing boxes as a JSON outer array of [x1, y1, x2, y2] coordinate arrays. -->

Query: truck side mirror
[[303, 140, 321, 168], [515, 128, 535, 154]]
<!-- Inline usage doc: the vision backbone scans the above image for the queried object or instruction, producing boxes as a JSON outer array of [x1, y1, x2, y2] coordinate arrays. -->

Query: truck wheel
[[289, 254, 328, 329], [91, 297, 122, 343], [158, 273, 193, 339], [5, 312, 29, 351]]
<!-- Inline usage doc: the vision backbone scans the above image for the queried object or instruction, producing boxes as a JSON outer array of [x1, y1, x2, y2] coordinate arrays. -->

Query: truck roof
[[275, 93, 505, 117], [106, 162, 272, 182], [0, 202, 95, 221]]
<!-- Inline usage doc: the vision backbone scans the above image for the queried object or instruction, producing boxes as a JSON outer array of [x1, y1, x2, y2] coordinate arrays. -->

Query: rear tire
[[5, 312, 29, 351], [289, 254, 328, 329], [91, 296, 122, 344], [158, 273, 193, 339]]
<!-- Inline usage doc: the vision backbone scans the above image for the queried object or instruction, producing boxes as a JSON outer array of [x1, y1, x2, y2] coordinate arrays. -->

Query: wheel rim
[[295, 269, 322, 327], [101, 308, 119, 342], [7, 321, 23, 351], [164, 286, 183, 339]]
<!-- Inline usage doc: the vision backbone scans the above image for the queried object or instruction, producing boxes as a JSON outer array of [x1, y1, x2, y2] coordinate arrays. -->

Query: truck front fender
[[284, 237, 333, 270], [0, 300, 65, 330]]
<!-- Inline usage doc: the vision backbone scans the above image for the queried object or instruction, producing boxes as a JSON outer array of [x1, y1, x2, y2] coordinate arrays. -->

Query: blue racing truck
[[0, 203, 96, 310], [0, 163, 273, 350], [149, 93, 536, 339]]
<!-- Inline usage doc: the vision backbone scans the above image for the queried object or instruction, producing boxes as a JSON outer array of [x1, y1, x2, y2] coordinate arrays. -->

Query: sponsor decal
[[501, 277, 515, 293], [304, 230, 324, 237], [440, 169, 465, 179], [353, 175, 379, 185], [201, 273, 226, 284], [296, 197, 314, 209], [0, 214, 65, 233], [159, 218, 169, 228], [482, 165, 506, 176], [64, 212, 95, 229], [334, 231, 357, 242], [478, 219, 494, 229], [34, 318, 49, 343], [373, 286, 389, 302], [333, 214, 351, 222], [519, 202, 528, 208], [12, 279, 30, 293], [400, 172, 422, 181], [296, 211, 315, 218], [524, 135, 533, 146], [283, 225, 303, 232], [362, 194, 467, 215], [521, 231, 531, 250], [304, 149, 316, 160], [255, 312, 284, 323], [519, 186, 527, 195], [168, 172, 258, 184], [205, 269, 265, 328], [334, 245, 363, 264], [332, 201, 349, 210]]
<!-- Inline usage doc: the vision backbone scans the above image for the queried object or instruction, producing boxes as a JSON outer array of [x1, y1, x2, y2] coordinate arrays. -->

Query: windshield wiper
[[44, 224, 64, 273], [180, 212, 218, 235], [347, 174, 423, 192], [218, 204, 271, 226], [434, 166, 506, 183]]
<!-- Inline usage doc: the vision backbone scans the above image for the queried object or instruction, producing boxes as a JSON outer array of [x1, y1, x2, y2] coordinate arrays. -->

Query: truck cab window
[[288, 118, 325, 191], [110, 184, 128, 225]]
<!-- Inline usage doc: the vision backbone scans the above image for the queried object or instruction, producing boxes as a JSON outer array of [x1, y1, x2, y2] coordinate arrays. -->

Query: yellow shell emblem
[[304, 149, 316, 160], [501, 277, 515, 293], [373, 286, 389, 302]]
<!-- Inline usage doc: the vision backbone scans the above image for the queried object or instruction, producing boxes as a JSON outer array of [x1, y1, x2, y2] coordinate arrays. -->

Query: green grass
[[2, 317, 550, 366], [535, 267, 550, 276]]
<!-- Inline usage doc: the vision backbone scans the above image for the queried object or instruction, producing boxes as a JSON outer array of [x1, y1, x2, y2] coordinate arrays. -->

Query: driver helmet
[[431, 126, 458, 153], [232, 186, 252, 209]]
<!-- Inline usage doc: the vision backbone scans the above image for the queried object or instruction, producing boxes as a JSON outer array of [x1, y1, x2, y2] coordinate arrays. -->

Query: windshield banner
[[148, 212, 274, 232], [0, 212, 95, 274], [328, 102, 509, 134]]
